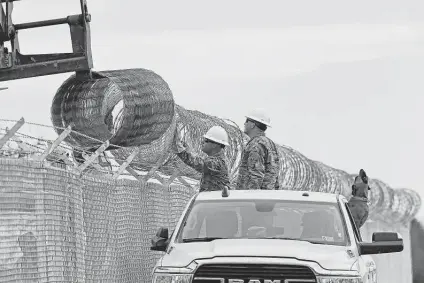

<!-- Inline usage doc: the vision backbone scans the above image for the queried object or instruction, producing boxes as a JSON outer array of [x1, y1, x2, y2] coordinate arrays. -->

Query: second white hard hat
[[203, 126, 229, 146], [246, 109, 271, 127]]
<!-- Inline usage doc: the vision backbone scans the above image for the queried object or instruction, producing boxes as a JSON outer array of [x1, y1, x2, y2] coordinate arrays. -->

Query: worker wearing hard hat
[[174, 125, 231, 192], [347, 169, 371, 230], [236, 109, 281, 190]]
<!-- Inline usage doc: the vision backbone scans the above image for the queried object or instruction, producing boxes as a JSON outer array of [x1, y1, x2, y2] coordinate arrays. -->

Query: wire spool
[[392, 190, 407, 223], [46, 65, 420, 223], [51, 69, 175, 149], [374, 180, 395, 221], [368, 179, 383, 212], [402, 189, 421, 222], [314, 162, 342, 194]]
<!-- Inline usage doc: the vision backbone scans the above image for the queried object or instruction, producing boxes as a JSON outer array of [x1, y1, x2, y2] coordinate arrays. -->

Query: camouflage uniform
[[236, 133, 280, 190], [347, 170, 370, 229], [177, 150, 230, 192]]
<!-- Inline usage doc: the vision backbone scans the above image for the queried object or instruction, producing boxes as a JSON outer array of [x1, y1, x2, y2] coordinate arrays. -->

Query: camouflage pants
[[347, 201, 369, 230]]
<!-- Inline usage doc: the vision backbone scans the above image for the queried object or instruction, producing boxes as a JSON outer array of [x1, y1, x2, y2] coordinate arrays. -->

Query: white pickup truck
[[150, 189, 403, 283]]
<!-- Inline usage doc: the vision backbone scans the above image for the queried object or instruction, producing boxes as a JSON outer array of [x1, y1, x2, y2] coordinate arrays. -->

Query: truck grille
[[192, 264, 317, 283]]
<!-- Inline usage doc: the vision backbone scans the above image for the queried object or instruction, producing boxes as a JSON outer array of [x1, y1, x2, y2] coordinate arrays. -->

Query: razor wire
[[49, 68, 420, 224], [1, 67, 421, 224]]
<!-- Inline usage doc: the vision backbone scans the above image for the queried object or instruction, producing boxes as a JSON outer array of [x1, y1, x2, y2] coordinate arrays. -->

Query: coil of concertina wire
[[51, 69, 421, 224], [51, 69, 175, 149]]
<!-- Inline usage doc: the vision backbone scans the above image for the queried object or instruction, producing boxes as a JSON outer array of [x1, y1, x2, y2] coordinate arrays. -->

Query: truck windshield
[[176, 199, 347, 246]]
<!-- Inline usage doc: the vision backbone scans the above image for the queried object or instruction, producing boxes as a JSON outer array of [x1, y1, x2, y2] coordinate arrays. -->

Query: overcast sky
[[1, 0, 423, 219]]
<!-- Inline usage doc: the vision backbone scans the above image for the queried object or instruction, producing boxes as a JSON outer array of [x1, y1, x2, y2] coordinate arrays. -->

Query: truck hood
[[161, 239, 356, 271]]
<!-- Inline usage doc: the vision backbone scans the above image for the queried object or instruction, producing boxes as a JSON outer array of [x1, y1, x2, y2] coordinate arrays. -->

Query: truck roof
[[195, 190, 341, 203]]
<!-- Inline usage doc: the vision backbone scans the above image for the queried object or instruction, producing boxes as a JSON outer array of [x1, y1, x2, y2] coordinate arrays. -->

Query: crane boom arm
[[0, 0, 93, 82]]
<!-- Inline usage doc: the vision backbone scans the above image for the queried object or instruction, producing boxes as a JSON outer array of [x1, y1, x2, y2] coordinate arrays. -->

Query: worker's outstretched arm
[[245, 144, 266, 190], [177, 150, 204, 173], [203, 158, 225, 174]]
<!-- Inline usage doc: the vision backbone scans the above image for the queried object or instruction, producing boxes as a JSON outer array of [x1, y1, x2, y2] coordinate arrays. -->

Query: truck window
[[344, 203, 363, 242], [176, 199, 348, 246]]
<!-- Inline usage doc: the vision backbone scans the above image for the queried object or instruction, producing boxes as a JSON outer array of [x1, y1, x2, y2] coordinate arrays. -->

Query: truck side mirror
[[372, 232, 402, 242], [359, 232, 403, 255], [150, 227, 169, 252]]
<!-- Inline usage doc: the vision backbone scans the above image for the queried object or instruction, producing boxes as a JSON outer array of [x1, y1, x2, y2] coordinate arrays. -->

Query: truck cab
[[150, 190, 403, 283]]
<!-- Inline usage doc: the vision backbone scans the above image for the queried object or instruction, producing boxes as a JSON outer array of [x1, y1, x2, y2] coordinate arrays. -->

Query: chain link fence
[[0, 157, 195, 282]]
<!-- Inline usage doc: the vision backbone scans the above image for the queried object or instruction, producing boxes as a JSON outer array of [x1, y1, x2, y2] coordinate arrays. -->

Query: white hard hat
[[246, 109, 271, 127], [203, 126, 229, 146]]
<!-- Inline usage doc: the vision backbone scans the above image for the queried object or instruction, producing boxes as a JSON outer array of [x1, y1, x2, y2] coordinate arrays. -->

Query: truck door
[[343, 201, 375, 283]]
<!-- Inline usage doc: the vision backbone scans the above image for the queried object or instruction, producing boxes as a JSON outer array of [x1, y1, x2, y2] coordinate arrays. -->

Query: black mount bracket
[[0, 0, 93, 82]]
